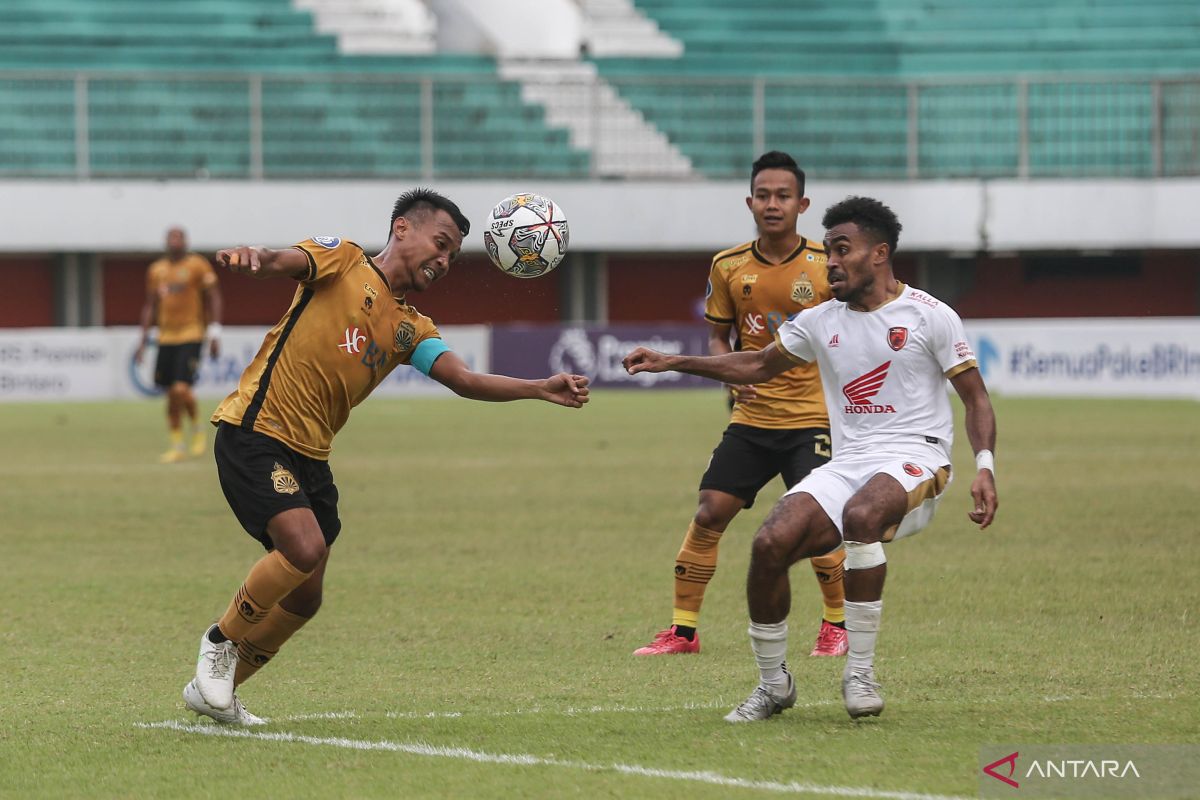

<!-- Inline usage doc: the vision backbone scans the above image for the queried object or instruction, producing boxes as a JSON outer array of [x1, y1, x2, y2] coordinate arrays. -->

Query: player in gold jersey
[[183, 189, 589, 724], [135, 227, 223, 463], [634, 152, 848, 658]]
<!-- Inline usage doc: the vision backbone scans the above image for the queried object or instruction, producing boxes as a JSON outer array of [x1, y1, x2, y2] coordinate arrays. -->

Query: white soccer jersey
[[774, 284, 977, 465]]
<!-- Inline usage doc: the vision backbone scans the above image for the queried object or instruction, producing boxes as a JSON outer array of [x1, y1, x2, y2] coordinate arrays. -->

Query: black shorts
[[214, 422, 342, 550], [699, 423, 832, 509], [154, 341, 202, 388]]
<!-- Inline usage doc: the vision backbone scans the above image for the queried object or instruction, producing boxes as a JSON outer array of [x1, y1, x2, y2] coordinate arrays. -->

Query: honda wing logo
[[842, 361, 896, 414]]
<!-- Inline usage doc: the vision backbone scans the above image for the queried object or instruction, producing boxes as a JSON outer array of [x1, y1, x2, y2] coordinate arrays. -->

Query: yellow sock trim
[[168, 429, 183, 446], [671, 608, 700, 628]]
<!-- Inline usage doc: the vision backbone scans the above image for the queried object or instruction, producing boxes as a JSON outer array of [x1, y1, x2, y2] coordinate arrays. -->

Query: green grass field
[[1, 391, 1197, 799]]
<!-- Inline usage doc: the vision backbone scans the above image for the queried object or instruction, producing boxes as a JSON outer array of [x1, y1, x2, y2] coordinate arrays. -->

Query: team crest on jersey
[[312, 236, 341, 249], [791, 275, 815, 304], [394, 321, 416, 353], [888, 326, 909, 351], [742, 284, 752, 298], [271, 463, 300, 495]]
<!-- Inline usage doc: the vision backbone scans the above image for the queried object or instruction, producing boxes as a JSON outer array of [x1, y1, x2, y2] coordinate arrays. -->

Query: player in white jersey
[[623, 196, 998, 722]]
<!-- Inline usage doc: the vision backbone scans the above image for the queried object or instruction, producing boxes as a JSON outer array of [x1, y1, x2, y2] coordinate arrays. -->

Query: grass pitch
[[1, 391, 1197, 799]]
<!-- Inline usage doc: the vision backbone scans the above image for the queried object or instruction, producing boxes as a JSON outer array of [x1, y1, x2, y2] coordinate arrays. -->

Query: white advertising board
[[0, 325, 490, 401], [964, 318, 1200, 400]]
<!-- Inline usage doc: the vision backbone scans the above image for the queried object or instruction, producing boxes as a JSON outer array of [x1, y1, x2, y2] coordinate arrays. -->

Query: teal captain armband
[[411, 337, 450, 376]]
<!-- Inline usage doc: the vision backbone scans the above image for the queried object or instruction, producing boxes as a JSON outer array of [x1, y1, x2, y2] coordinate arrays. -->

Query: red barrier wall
[[953, 252, 1200, 319], [0, 257, 55, 327]]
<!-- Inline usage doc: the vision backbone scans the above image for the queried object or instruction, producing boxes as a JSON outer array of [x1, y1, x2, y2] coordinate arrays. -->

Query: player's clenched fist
[[623, 347, 672, 375], [216, 246, 262, 274]]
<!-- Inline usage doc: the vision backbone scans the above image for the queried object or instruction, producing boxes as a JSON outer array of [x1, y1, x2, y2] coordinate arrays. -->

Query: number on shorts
[[814, 433, 832, 458]]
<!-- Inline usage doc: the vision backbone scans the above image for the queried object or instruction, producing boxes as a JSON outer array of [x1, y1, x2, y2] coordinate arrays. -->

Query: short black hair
[[389, 188, 470, 240], [822, 196, 902, 256], [751, 150, 805, 196]]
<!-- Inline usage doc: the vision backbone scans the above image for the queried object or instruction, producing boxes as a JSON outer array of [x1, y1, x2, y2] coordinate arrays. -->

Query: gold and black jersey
[[147, 254, 217, 345], [213, 237, 443, 460], [704, 237, 831, 430]]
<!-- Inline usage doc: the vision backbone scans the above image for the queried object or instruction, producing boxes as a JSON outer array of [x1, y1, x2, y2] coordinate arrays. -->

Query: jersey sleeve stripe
[[772, 330, 810, 366], [292, 246, 318, 282], [241, 287, 315, 431], [704, 313, 735, 324], [944, 359, 978, 379]]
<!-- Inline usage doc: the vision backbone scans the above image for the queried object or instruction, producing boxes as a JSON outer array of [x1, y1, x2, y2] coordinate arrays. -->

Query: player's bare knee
[[270, 530, 326, 573], [694, 500, 736, 532], [841, 503, 885, 543], [749, 526, 794, 568]]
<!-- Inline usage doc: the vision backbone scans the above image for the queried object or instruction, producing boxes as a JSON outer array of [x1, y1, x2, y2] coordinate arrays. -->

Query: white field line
[[136, 719, 970, 800]]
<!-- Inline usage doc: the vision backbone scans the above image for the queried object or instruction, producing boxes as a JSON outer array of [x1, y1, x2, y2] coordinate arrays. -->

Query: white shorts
[[784, 454, 952, 542]]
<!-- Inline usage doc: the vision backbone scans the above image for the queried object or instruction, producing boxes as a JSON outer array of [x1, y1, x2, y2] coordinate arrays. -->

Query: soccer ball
[[482, 193, 569, 278]]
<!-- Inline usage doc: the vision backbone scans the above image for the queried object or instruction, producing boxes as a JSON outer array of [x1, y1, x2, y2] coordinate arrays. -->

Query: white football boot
[[194, 625, 238, 710], [842, 666, 884, 719], [724, 668, 797, 723], [183, 679, 266, 726]]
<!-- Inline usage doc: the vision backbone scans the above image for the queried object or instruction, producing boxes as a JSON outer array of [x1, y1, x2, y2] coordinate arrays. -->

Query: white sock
[[844, 600, 882, 674], [748, 621, 789, 694]]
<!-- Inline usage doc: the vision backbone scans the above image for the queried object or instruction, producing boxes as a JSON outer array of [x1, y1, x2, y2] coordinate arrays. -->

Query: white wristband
[[206, 322, 223, 339], [975, 449, 995, 475]]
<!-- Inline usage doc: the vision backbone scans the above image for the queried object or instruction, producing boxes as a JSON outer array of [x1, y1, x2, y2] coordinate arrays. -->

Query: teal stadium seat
[[0, 0, 589, 178], [593, 0, 1200, 178]]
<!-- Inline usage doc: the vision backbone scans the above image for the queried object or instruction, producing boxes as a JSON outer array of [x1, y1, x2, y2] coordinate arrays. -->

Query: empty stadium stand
[[1, 0, 1197, 180], [0, 0, 588, 178], [593, 0, 1200, 177]]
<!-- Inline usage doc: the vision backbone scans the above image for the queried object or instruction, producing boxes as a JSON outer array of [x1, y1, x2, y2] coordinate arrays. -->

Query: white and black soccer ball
[[482, 193, 569, 279]]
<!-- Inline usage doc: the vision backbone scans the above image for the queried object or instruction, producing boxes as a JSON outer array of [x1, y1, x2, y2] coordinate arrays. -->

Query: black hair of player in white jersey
[[822, 196, 903, 256]]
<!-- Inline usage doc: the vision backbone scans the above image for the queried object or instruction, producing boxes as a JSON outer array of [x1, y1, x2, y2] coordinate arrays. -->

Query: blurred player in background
[[624, 196, 998, 722], [135, 227, 222, 463], [184, 188, 589, 725], [634, 152, 847, 658]]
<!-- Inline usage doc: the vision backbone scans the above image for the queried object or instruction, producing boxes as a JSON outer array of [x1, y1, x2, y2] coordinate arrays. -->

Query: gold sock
[[235, 605, 311, 687], [811, 548, 846, 625], [168, 429, 183, 448], [670, 521, 723, 629], [217, 550, 312, 642]]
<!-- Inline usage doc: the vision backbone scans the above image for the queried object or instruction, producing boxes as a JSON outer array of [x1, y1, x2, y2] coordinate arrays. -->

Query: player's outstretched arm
[[950, 367, 998, 529], [708, 322, 757, 404], [429, 351, 589, 408], [623, 343, 795, 386], [215, 246, 310, 280]]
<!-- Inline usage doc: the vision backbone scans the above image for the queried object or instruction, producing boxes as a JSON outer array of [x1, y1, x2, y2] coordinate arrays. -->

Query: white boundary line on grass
[[136, 719, 971, 800]]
